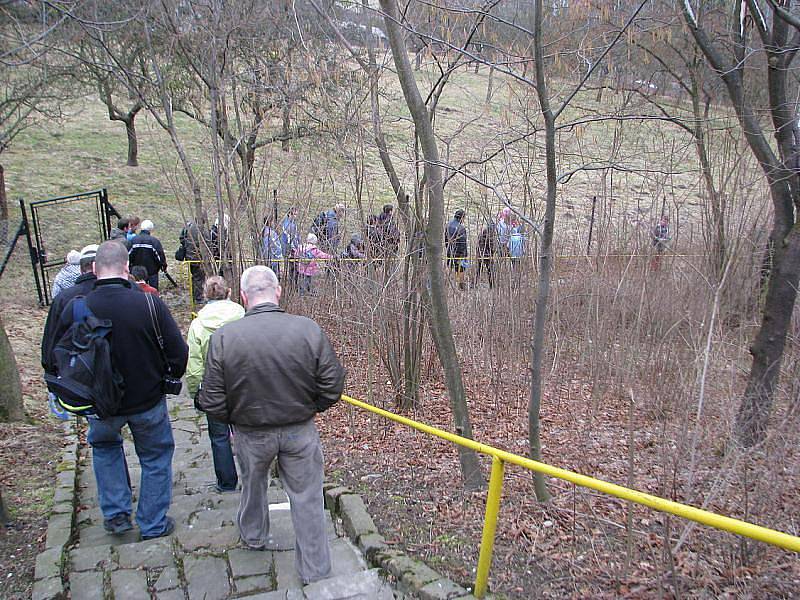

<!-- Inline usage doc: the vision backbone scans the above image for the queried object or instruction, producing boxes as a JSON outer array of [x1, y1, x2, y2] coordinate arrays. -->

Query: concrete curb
[[324, 482, 486, 600], [32, 418, 81, 600]]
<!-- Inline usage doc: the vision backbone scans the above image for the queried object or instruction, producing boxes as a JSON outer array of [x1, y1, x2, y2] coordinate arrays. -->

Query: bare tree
[[681, 0, 800, 446], [75, 21, 146, 166], [379, 0, 484, 490]]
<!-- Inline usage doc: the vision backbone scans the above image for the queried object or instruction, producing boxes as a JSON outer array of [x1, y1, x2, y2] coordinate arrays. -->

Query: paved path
[[64, 396, 396, 600]]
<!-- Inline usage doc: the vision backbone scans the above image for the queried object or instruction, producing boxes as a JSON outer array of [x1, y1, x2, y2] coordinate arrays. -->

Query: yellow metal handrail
[[340, 394, 800, 598]]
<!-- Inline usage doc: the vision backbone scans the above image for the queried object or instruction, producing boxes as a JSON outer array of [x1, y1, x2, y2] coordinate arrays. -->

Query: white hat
[[334, 203, 345, 212], [141, 219, 154, 231], [66, 250, 81, 265], [306, 232, 318, 245], [79, 244, 99, 261]]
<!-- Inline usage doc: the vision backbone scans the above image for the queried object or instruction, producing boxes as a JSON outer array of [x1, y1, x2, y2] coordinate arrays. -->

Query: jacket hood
[[196, 300, 245, 330]]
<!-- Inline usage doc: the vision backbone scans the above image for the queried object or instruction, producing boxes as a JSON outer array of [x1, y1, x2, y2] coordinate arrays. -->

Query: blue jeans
[[87, 399, 174, 537], [207, 415, 238, 491]]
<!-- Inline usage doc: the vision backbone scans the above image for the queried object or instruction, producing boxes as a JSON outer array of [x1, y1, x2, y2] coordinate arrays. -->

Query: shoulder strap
[[72, 296, 89, 323], [144, 292, 165, 352]]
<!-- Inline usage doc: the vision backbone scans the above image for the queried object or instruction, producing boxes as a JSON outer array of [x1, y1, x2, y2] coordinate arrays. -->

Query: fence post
[[474, 455, 505, 598]]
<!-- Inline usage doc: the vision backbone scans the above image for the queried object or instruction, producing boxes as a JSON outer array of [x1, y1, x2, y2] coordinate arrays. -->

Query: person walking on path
[[651, 214, 670, 271], [314, 203, 345, 254], [262, 215, 283, 278], [129, 219, 168, 290], [198, 265, 345, 585], [131, 265, 160, 295], [46, 241, 188, 539], [496, 207, 513, 255], [178, 221, 208, 305], [445, 209, 468, 290], [186, 276, 244, 493], [474, 221, 497, 289], [126, 216, 141, 243], [51, 250, 82, 298], [294, 233, 332, 296], [109, 218, 132, 249], [280, 208, 300, 287], [508, 222, 526, 266]]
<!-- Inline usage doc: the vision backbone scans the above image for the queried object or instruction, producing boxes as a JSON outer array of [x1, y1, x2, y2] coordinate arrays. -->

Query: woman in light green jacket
[[186, 276, 244, 492]]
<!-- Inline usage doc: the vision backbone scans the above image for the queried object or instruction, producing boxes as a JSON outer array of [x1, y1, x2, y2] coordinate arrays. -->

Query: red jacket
[[137, 281, 160, 296]]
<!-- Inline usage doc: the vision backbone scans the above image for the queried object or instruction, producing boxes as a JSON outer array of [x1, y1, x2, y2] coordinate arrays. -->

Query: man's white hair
[[240, 265, 279, 298]]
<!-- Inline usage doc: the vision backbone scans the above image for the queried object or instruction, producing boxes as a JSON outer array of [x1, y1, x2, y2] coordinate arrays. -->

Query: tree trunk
[[0, 164, 7, 222], [281, 102, 291, 152], [0, 315, 24, 422], [381, 0, 484, 490], [681, 5, 800, 446], [0, 489, 9, 525], [125, 113, 139, 167], [485, 66, 495, 104], [0, 164, 7, 246], [736, 229, 800, 445], [528, 0, 553, 502]]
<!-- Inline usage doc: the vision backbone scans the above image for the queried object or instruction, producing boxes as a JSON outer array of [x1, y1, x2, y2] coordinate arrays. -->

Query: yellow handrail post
[[474, 455, 505, 598]]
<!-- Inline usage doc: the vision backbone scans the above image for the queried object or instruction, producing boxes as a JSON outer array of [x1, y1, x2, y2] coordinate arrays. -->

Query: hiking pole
[[163, 270, 178, 288]]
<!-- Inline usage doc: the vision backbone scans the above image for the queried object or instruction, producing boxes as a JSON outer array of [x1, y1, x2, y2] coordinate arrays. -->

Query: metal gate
[[28, 189, 119, 305]]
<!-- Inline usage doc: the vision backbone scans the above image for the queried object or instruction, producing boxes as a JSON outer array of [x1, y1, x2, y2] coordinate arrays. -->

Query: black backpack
[[44, 297, 125, 418]]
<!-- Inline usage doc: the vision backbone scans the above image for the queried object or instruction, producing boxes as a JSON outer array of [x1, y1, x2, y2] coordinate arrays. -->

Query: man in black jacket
[[49, 241, 188, 539], [198, 265, 345, 585], [178, 221, 208, 305], [41, 244, 98, 375], [445, 209, 468, 290], [129, 219, 167, 290]]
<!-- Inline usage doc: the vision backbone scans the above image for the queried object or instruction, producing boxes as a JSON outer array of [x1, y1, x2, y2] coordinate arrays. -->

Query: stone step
[[47, 392, 407, 600]]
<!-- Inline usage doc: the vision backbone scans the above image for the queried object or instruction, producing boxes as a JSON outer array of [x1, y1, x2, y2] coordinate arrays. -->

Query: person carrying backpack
[[313, 203, 345, 253], [43, 241, 188, 540], [445, 209, 468, 290]]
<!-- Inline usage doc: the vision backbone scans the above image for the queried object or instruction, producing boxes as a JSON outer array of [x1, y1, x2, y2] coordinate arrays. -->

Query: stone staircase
[[35, 396, 396, 599]]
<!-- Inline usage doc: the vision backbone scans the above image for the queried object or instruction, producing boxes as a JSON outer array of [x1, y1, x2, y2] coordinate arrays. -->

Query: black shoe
[[103, 513, 133, 535], [213, 484, 238, 493], [141, 517, 175, 541]]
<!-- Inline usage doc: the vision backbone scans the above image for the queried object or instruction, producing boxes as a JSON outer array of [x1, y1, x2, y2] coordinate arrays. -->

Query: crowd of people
[[41, 239, 345, 584], [52, 215, 168, 301], [39, 200, 528, 584], [446, 206, 528, 290], [50, 202, 531, 307], [40, 200, 670, 585]]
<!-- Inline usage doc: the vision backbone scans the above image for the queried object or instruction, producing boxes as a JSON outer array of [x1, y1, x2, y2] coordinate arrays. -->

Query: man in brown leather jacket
[[198, 265, 345, 585]]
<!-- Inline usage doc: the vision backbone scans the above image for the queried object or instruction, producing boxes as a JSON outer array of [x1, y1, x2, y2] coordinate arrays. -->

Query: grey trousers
[[234, 419, 331, 584]]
